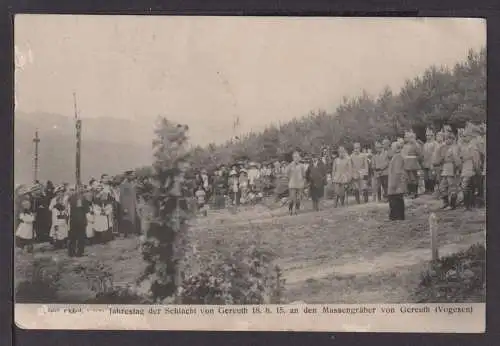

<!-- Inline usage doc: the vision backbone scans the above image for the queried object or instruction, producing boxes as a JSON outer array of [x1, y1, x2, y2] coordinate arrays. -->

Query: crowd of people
[[15, 172, 141, 255], [187, 122, 486, 219], [15, 121, 486, 256]]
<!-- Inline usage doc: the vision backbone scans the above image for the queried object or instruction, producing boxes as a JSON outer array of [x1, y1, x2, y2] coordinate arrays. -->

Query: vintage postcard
[[14, 15, 486, 332]]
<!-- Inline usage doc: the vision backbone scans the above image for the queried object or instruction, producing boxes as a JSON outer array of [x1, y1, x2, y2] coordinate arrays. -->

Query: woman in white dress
[[92, 190, 113, 243], [49, 186, 69, 249], [15, 198, 35, 252], [84, 188, 96, 243]]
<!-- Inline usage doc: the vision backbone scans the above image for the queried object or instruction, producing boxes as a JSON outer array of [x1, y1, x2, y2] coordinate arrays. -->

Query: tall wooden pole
[[73, 92, 82, 188], [33, 130, 40, 183]]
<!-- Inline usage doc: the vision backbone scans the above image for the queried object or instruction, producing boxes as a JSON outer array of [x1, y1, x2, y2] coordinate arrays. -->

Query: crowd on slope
[[14, 121, 486, 257]]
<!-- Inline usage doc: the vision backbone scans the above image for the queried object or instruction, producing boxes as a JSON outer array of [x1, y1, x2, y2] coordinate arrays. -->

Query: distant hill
[[14, 111, 155, 185]]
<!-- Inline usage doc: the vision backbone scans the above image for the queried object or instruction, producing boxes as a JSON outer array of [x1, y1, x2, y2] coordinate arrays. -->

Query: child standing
[[16, 198, 35, 253], [195, 186, 208, 216]]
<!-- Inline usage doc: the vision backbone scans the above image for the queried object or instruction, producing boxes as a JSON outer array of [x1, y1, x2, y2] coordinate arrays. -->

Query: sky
[[14, 15, 486, 145]]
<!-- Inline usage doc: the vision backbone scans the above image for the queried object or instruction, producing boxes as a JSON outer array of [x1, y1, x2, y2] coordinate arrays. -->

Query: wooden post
[[73, 92, 82, 188], [32, 130, 40, 183], [429, 212, 439, 261]]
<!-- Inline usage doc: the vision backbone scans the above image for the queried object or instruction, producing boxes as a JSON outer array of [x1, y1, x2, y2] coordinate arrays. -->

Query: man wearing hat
[[438, 132, 461, 210], [387, 141, 407, 220], [459, 127, 481, 210], [401, 130, 422, 199], [285, 150, 307, 215], [247, 162, 260, 192], [306, 154, 327, 211], [422, 128, 438, 194], [119, 170, 139, 237], [373, 141, 389, 202], [67, 185, 91, 257], [350, 142, 369, 204]]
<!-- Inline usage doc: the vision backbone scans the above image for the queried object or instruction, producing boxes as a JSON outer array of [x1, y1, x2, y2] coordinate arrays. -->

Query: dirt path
[[284, 231, 484, 285]]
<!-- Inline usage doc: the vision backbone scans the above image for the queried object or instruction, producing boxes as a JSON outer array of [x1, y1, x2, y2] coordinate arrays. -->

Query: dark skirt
[[388, 194, 405, 220], [310, 185, 324, 200]]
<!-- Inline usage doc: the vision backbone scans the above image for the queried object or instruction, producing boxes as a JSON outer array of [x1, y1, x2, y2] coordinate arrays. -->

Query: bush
[[16, 256, 63, 303], [413, 243, 485, 303], [86, 286, 147, 304], [180, 239, 285, 304]]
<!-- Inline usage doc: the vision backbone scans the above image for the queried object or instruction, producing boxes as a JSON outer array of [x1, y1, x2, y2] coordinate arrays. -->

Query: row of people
[[15, 171, 141, 255]]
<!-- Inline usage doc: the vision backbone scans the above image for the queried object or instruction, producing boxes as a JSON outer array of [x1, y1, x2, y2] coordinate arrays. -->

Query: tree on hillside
[[177, 47, 486, 169], [137, 117, 190, 303]]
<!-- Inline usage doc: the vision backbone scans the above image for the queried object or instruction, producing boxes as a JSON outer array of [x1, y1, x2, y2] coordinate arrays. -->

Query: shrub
[[413, 243, 485, 303], [180, 238, 285, 305], [16, 256, 63, 303]]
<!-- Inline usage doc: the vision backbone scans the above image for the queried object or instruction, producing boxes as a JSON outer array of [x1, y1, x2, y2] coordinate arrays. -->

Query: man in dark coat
[[388, 141, 407, 221], [306, 155, 327, 211], [68, 188, 91, 257], [119, 170, 139, 237]]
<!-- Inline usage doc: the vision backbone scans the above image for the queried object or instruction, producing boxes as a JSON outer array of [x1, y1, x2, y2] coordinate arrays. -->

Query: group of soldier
[[281, 121, 486, 219]]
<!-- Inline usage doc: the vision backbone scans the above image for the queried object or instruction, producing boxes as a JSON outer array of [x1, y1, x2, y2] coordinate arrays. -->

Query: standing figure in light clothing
[[92, 191, 113, 243], [402, 131, 422, 199], [49, 185, 69, 249], [285, 150, 307, 215], [459, 127, 481, 210], [373, 141, 390, 202], [332, 146, 352, 208], [422, 128, 438, 193], [439, 132, 462, 210], [16, 198, 35, 252], [239, 169, 249, 204], [350, 143, 369, 204]]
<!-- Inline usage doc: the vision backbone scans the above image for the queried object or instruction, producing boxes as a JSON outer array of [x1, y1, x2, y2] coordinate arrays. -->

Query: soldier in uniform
[[438, 132, 462, 210], [459, 127, 481, 210], [422, 128, 438, 193], [331, 146, 352, 207], [373, 141, 390, 202], [285, 150, 307, 215], [350, 142, 369, 203], [401, 130, 422, 199]]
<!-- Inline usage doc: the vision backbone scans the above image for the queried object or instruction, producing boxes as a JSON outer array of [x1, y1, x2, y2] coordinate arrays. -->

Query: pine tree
[[136, 117, 191, 303]]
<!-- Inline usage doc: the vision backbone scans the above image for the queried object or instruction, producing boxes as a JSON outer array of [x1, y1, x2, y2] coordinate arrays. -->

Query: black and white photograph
[[14, 15, 486, 331]]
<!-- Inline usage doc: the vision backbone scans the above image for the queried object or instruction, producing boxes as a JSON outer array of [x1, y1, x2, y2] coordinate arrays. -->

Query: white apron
[[16, 212, 35, 239], [86, 212, 95, 238], [92, 204, 109, 233], [50, 206, 69, 240]]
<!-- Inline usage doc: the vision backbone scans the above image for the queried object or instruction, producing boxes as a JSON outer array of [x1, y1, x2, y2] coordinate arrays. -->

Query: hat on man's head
[[54, 185, 65, 194]]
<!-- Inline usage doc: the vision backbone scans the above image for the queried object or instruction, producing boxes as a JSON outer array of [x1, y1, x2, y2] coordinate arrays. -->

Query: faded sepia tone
[[14, 15, 486, 332]]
